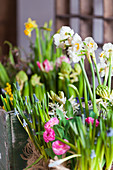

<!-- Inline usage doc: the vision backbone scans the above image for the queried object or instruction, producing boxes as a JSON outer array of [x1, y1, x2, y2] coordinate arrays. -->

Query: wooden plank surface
[[6, 112, 28, 170], [0, 109, 28, 170], [0, 109, 9, 170], [103, 0, 113, 43], [0, 0, 16, 56], [80, 0, 93, 82], [55, 0, 70, 31]]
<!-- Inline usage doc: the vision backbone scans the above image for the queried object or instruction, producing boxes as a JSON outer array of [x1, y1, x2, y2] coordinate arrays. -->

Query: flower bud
[[61, 62, 72, 75], [96, 85, 110, 98], [74, 63, 82, 75]]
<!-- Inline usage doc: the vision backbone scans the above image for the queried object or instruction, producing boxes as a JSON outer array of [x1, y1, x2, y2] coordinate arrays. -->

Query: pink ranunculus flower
[[43, 128, 55, 143], [52, 139, 70, 155], [85, 117, 99, 127], [44, 117, 59, 130], [56, 55, 70, 68], [43, 59, 53, 72]]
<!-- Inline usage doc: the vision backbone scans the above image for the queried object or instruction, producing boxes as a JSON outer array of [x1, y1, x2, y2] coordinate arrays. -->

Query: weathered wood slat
[[0, 109, 28, 170], [80, 0, 93, 82], [0, 109, 9, 170], [103, 0, 113, 43], [55, 0, 70, 31], [0, 0, 16, 56]]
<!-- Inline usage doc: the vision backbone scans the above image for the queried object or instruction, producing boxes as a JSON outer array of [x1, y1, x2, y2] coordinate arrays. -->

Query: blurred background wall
[[17, 0, 55, 54]]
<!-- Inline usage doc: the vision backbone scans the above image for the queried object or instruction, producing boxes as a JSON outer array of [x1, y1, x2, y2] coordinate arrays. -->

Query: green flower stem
[[37, 102, 45, 123], [69, 84, 84, 114], [17, 114, 23, 127], [103, 67, 109, 86], [79, 60, 93, 102], [99, 145, 105, 169], [83, 77, 89, 117], [108, 52, 112, 92], [79, 72, 84, 97], [105, 161, 113, 170], [25, 126, 40, 150], [82, 59, 89, 117], [65, 77, 70, 99], [35, 27, 42, 63], [55, 136, 76, 151], [86, 53, 98, 114], [4, 41, 15, 64], [92, 52, 101, 85]]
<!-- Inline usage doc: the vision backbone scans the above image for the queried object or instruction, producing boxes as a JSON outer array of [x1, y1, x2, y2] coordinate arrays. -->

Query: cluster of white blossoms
[[53, 26, 98, 63], [97, 43, 113, 77], [53, 26, 113, 78]]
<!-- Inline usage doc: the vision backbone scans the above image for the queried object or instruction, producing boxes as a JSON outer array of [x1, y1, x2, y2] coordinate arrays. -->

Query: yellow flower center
[[75, 43, 79, 51], [100, 68, 103, 73], [100, 53, 103, 57], [89, 43, 93, 47]]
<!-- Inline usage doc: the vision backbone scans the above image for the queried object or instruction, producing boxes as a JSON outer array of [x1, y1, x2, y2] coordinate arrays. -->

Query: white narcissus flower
[[53, 26, 74, 49], [102, 43, 113, 64], [98, 51, 109, 66], [53, 33, 65, 49], [99, 51, 112, 65], [98, 44, 113, 67], [60, 26, 74, 39], [99, 51, 107, 62], [67, 33, 85, 63], [103, 43, 113, 52], [84, 37, 98, 53], [71, 33, 84, 52], [68, 47, 85, 63], [97, 62, 108, 77]]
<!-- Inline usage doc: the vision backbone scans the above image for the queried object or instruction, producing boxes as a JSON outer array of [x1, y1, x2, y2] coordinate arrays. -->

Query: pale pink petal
[[44, 117, 59, 130], [52, 139, 70, 155]]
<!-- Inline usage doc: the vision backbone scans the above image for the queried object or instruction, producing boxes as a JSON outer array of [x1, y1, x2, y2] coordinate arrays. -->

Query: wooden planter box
[[0, 109, 28, 170]]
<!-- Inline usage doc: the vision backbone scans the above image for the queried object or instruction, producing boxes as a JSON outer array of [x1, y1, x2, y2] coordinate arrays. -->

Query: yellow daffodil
[[24, 18, 38, 29], [24, 29, 31, 37], [24, 18, 38, 37]]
